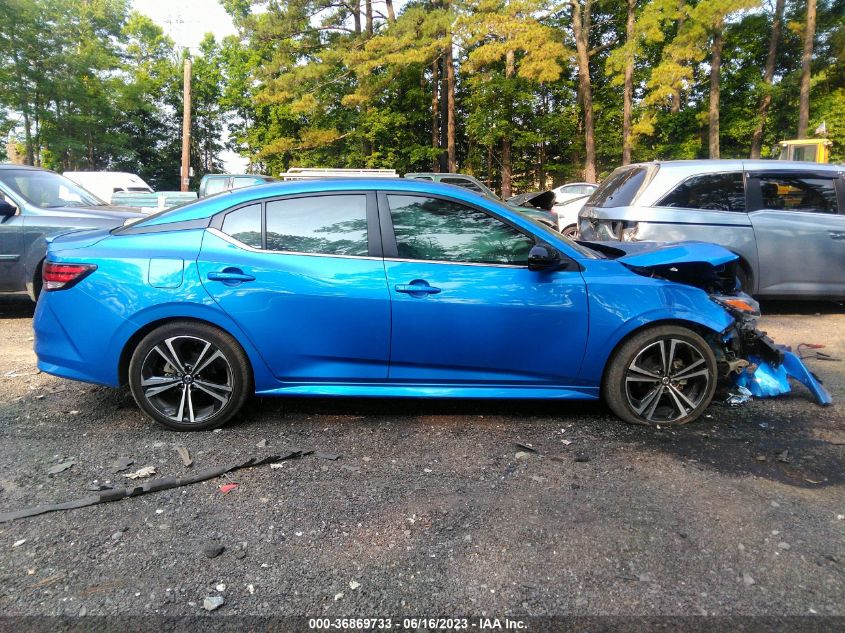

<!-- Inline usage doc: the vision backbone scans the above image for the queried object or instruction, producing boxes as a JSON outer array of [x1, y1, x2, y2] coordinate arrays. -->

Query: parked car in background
[[64, 171, 154, 204], [552, 182, 597, 205], [0, 165, 143, 300], [199, 174, 277, 198], [34, 178, 825, 431], [405, 172, 557, 228], [578, 160, 845, 299]]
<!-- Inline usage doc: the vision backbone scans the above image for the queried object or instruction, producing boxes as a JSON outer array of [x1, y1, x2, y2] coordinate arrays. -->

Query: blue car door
[[379, 192, 589, 385], [197, 192, 391, 382]]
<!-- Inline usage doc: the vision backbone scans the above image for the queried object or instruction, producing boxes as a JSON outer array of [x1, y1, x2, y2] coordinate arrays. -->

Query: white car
[[63, 171, 153, 204], [552, 196, 592, 238], [552, 182, 597, 205]]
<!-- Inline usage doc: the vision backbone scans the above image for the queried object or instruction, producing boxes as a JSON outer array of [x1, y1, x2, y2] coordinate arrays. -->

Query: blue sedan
[[33, 179, 813, 431]]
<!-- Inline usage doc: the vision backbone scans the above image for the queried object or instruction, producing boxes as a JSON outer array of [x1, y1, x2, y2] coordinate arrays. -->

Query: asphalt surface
[[0, 295, 843, 628]]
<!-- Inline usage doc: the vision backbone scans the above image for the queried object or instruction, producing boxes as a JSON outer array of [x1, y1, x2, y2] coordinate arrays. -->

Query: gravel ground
[[0, 295, 843, 626]]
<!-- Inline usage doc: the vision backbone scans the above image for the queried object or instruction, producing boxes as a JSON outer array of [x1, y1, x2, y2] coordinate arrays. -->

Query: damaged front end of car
[[587, 240, 833, 406]]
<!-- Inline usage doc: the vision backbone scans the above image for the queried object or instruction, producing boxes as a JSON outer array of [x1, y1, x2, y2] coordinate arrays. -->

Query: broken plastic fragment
[[218, 483, 239, 494], [124, 466, 156, 479], [726, 386, 753, 407]]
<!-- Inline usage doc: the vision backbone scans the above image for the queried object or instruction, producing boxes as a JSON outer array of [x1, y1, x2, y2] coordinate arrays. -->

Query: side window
[[231, 177, 263, 190], [221, 203, 262, 248], [658, 173, 745, 212], [265, 195, 369, 256], [204, 177, 229, 196], [754, 175, 838, 214], [388, 195, 534, 265]]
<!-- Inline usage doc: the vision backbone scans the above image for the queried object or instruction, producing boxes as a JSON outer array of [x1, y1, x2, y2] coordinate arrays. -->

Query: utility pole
[[180, 57, 192, 192]]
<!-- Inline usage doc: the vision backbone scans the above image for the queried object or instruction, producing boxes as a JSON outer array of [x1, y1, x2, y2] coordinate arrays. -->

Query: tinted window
[[388, 195, 533, 265], [221, 204, 262, 248], [658, 173, 745, 212], [0, 169, 102, 207], [441, 177, 485, 193], [589, 166, 647, 208], [265, 195, 369, 256], [755, 175, 838, 214]]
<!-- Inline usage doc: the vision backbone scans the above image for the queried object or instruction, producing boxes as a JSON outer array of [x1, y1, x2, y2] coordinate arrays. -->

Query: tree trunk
[[501, 49, 515, 198], [439, 55, 449, 172], [352, 1, 361, 34], [365, 0, 373, 35], [622, 0, 635, 165], [431, 59, 440, 171], [445, 37, 456, 172], [670, 0, 685, 114], [797, 0, 816, 138], [22, 110, 34, 166], [750, 0, 785, 158], [571, 0, 596, 182], [708, 17, 723, 159], [385, 0, 395, 22]]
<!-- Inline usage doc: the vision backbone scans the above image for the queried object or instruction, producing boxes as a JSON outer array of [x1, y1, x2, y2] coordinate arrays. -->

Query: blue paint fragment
[[734, 351, 832, 406]]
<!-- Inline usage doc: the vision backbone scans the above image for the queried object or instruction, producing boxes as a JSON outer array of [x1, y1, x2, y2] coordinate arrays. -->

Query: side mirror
[[0, 200, 16, 217], [527, 244, 560, 271]]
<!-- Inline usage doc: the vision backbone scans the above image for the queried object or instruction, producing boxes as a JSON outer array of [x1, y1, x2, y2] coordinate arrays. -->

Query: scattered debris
[[218, 483, 239, 494], [256, 439, 267, 448], [515, 443, 537, 453], [743, 573, 755, 587], [759, 422, 770, 430], [754, 454, 767, 462], [234, 543, 248, 559], [110, 531, 123, 541], [0, 451, 312, 524], [270, 463, 286, 470], [561, 439, 573, 446], [514, 451, 531, 460], [778, 542, 791, 551], [175, 446, 192, 468], [315, 452, 340, 461], [349, 580, 360, 590], [334, 592, 344, 601], [86, 482, 113, 492], [423, 468, 432, 473], [111, 458, 134, 473], [203, 543, 225, 559], [726, 386, 753, 407], [47, 461, 75, 475], [775, 450, 791, 464], [203, 596, 224, 611], [70, 410, 80, 415], [12, 539, 26, 548], [573, 453, 590, 463], [124, 466, 156, 479], [247, 584, 255, 594], [216, 583, 226, 592], [3, 369, 40, 378]]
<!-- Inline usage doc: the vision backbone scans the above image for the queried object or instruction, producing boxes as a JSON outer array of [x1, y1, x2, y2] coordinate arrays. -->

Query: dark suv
[[0, 165, 143, 300]]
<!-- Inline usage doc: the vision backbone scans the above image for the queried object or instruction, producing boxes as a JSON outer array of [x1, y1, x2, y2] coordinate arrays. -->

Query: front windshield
[[0, 169, 105, 208]]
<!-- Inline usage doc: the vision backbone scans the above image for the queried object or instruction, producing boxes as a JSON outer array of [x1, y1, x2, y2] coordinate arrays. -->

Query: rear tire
[[128, 321, 252, 431], [603, 325, 717, 426]]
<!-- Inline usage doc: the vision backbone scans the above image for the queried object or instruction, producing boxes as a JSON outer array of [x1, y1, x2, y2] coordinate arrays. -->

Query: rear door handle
[[395, 282, 441, 295], [207, 268, 255, 283]]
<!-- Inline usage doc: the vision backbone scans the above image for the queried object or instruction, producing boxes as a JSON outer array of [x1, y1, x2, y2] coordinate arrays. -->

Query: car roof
[[140, 178, 496, 225], [625, 159, 843, 172], [0, 163, 51, 172]]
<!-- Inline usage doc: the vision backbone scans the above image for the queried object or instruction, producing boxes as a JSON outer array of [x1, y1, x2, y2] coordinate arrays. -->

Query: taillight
[[42, 262, 97, 291]]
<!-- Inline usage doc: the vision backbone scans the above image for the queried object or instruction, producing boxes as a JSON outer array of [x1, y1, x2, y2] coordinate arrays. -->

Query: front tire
[[561, 224, 578, 239], [603, 325, 717, 426], [128, 321, 252, 431]]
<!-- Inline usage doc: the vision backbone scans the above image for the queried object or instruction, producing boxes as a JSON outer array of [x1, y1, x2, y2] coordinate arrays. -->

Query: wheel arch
[[598, 318, 721, 393], [118, 316, 254, 387]]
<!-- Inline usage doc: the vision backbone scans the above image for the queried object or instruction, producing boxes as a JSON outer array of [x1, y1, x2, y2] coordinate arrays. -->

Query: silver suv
[[578, 160, 845, 299]]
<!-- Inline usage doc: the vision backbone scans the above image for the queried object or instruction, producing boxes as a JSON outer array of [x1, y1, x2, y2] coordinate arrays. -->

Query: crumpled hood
[[507, 190, 556, 211], [580, 240, 739, 268]]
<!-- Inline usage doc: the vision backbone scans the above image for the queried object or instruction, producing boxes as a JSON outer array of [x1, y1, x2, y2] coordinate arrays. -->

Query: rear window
[[441, 177, 485, 194], [658, 172, 746, 212], [588, 166, 648, 208]]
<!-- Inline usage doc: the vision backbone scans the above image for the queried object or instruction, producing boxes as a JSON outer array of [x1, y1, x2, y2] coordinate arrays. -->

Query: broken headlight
[[711, 294, 760, 318]]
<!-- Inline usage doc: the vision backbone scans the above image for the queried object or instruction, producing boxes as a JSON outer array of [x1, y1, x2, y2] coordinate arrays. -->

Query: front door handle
[[395, 280, 441, 296], [207, 268, 255, 283], [830, 231, 845, 241]]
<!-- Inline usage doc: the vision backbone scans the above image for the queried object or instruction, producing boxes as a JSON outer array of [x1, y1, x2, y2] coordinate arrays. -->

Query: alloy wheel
[[139, 335, 233, 425], [624, 338, 711, 424]]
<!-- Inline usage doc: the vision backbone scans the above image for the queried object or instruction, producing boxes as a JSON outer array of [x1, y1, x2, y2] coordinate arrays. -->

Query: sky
[[131, 0, 248, 173]]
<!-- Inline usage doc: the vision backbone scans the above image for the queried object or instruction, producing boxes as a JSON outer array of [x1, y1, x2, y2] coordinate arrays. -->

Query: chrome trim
[[384, 257, 526, 269], [206, 228, 382, 261]]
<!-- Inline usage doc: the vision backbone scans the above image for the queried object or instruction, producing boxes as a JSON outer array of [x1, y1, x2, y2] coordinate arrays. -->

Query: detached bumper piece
[[734, 349, 833, 406]]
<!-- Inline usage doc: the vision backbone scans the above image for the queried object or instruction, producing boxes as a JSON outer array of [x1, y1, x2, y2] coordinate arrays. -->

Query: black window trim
[[745, 170, 842, 215], [654, 170, 748, 213], [210, 190, 381, 259], [376, 190, 577, 270]]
